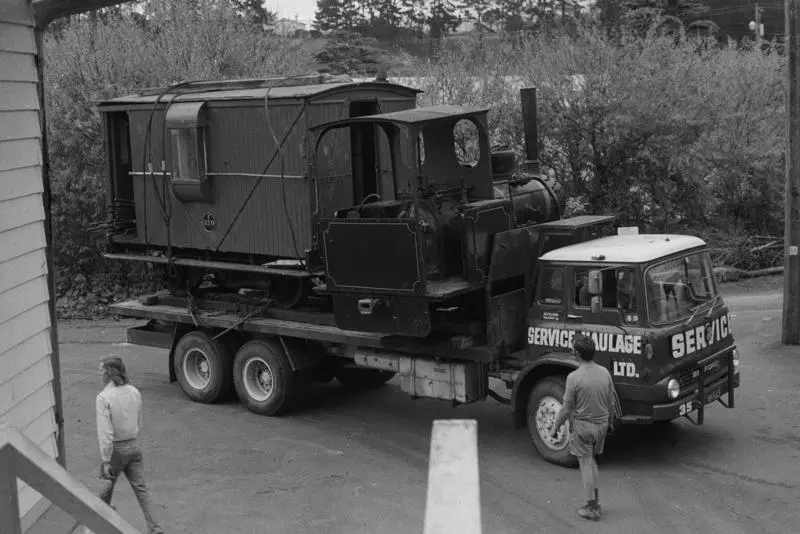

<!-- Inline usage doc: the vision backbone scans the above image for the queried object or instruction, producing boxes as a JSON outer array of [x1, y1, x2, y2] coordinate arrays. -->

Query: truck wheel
[[335, 367, 396, 390], [173, 330, 233, 404], [526, 377, 578, 468], [233, 339, 308, 416]]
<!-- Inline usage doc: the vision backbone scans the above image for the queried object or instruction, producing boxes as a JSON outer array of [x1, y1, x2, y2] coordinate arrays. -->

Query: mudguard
[[511, 352, 578, 429]]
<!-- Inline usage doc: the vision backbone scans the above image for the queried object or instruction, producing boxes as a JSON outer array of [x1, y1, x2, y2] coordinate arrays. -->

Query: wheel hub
[[183, 348, 212, 390], [243, 357, 275, 402], [535, 396, 569, 451]]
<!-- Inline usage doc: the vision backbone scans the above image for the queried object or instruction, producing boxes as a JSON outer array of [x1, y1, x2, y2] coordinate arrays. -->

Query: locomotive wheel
[[526, 376, 578, 468], [173, 330, 233, 404], [335, 366, 396, 390], [233, 339, 310, 416]]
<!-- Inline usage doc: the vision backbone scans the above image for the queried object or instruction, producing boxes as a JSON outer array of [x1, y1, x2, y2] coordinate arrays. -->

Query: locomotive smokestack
[[519, 87, 539, 174]]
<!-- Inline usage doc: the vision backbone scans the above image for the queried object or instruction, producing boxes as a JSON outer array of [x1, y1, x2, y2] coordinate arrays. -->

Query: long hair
[[101, 357, 129, 386]]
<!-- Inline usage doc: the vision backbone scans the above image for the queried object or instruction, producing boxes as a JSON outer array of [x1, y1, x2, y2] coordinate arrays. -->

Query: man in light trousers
[[94, 356, 163, 534]]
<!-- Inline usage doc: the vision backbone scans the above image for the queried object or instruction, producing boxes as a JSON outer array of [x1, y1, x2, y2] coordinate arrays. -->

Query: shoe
[[578, 501, 601, 521]]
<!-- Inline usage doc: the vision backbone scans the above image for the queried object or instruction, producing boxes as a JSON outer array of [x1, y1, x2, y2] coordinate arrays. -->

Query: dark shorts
[[569, 420, 608, 458]]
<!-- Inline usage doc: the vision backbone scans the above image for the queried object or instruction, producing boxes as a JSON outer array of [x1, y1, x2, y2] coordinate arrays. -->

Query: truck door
[[569, 265, 645, 383]]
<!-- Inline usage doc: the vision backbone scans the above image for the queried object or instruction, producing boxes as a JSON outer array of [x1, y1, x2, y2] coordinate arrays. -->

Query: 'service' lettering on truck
[[671, 313, 733, 359], [527, 327, 643, 355]]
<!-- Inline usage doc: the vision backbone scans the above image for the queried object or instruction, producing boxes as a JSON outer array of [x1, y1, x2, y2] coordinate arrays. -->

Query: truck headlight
[[667, 378, 680, 400], [732, 348, 740, 368]]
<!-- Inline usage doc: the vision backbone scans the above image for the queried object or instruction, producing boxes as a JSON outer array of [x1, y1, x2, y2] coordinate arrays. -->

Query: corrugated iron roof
[[97, 77, 420, 106]]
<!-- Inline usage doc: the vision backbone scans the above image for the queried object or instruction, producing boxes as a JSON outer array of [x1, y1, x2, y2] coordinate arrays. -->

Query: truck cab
[[516, 232, 741, 466]]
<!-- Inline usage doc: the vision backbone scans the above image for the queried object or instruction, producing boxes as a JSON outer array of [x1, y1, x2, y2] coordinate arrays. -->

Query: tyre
[[335, 366, 396, 390], [233, 339, 309, 416], [173, 330, 233, 404], [526, 376, 578, 468]]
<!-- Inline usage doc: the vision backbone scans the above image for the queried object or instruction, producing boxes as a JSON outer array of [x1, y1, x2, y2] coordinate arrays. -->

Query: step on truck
[[98, 75, 740, 467]]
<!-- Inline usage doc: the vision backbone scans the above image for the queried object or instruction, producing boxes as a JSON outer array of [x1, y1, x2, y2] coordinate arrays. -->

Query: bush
[[43, 0, 314, 317], [407, 25, 785, 266]]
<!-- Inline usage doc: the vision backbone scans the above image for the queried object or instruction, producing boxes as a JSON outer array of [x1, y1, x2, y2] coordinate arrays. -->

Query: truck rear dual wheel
[[173, 331, 234, 404], [526, 377, 578, 468], [232, 339, 309, 416]]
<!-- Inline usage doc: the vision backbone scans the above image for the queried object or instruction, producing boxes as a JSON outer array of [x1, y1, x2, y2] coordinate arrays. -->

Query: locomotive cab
[[311, 105, 563, 339]]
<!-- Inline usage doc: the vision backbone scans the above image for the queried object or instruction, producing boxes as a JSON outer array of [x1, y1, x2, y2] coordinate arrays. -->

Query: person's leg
[[98, 449, 125, 504], [577, 456, 596, 501], [569, 421, 599, 520], [124, 445, 163, 534]]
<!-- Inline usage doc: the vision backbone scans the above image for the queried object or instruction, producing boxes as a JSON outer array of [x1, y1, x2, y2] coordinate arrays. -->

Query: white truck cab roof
[[539, 234, 707, 265]]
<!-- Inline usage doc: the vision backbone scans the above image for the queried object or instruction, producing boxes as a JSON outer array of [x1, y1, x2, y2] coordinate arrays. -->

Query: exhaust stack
[[519, 87, 540, 174]]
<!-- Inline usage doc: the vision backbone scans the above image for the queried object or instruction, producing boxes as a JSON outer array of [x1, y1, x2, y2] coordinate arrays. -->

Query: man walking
[[95, 356, 164, 534], [550, 335, 618, 521]]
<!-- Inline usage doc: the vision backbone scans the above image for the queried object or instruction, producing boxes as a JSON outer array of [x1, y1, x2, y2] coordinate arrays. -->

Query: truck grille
[[678, 354, 727, 389]]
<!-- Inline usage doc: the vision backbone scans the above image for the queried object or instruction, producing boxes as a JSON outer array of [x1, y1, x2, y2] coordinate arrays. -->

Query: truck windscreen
[[644, 251, 716, 325]]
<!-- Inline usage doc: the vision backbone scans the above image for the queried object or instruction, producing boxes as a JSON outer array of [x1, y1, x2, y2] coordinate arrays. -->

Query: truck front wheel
[[526, 377, 578, 468], [233, 339, 308, 416], [173, 330, 233, 404]]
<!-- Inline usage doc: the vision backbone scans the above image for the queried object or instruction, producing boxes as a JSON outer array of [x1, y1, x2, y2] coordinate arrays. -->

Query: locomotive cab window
[[165, 102, 210, 203]]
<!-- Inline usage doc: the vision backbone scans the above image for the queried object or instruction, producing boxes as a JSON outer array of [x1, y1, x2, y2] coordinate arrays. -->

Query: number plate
[[704, 385, 722, 404]]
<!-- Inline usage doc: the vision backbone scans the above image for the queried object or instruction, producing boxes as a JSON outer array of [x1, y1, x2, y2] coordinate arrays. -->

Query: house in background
[[265, 17, 310, 37]]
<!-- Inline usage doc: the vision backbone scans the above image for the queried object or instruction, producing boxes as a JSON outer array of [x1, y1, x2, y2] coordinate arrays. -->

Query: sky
[[266, 0, 317, 23]]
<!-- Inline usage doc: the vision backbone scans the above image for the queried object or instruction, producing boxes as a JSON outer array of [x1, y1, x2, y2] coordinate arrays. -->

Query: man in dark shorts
[[550, 335, 617, 520]]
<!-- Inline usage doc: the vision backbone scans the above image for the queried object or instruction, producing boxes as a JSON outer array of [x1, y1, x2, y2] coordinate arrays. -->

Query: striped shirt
[[96, 383, 142, 462]]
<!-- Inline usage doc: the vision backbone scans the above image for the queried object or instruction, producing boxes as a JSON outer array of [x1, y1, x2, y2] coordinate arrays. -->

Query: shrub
[[408, 25, 785, 265]]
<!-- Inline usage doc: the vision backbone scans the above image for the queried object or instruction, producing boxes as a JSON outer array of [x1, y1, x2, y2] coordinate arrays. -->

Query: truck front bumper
[[620, 350, 740, 425]]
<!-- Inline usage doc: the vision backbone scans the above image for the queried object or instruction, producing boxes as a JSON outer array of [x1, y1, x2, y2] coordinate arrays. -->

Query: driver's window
[[574, 268, 618, 309], [573, 267, 638, 319]]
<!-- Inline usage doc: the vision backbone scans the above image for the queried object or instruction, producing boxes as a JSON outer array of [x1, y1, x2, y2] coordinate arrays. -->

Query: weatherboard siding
[[0, 3, 60, 529]]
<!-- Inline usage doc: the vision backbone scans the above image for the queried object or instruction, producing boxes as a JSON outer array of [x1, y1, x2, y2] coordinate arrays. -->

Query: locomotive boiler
[[98, 74, 567, 342]]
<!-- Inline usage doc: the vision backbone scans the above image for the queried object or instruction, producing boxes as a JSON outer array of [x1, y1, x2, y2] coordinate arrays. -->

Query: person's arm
[[96, 394, 114, 464], [606, 374, 619, 430], [551, 374, 576, 435]]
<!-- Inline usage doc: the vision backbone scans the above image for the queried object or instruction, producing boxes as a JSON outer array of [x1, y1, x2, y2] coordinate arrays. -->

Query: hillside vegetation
[[44, 0, 785, 318]]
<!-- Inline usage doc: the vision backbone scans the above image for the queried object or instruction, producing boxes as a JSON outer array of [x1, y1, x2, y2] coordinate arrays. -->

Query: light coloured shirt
[[96, 382, 142, 462]]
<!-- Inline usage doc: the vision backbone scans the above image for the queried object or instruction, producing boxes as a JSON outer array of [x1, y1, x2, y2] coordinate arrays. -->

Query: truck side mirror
[[588, 270, 602, 295], [591, 296, 602, 314]]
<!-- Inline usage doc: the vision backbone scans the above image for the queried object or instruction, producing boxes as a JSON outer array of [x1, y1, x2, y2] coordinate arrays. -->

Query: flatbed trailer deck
[[110, 295, 498, 363]]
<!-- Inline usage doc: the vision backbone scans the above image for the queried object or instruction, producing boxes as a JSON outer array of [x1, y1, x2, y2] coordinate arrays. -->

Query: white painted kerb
[[423, 419, 482, 534]]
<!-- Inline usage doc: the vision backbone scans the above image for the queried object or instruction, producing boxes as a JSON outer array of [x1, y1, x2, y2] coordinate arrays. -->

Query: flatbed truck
[[110, 227, 740, 467]]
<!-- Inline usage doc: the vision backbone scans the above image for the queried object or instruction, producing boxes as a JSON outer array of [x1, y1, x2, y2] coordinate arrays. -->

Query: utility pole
[[783, 0, 800, 345], [750, 2, 764, 46]]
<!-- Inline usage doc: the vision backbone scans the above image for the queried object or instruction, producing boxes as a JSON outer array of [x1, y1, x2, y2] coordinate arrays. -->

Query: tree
[[314, 0, 361, 32], [429, 0, 462, 38], [595, 0, 712, 35], [229, 0, 276, 26], [314, 0, 346, 32]]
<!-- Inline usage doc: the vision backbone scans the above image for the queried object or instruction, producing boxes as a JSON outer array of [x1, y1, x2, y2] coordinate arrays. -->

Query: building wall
[[0, 0, 61, 529]]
